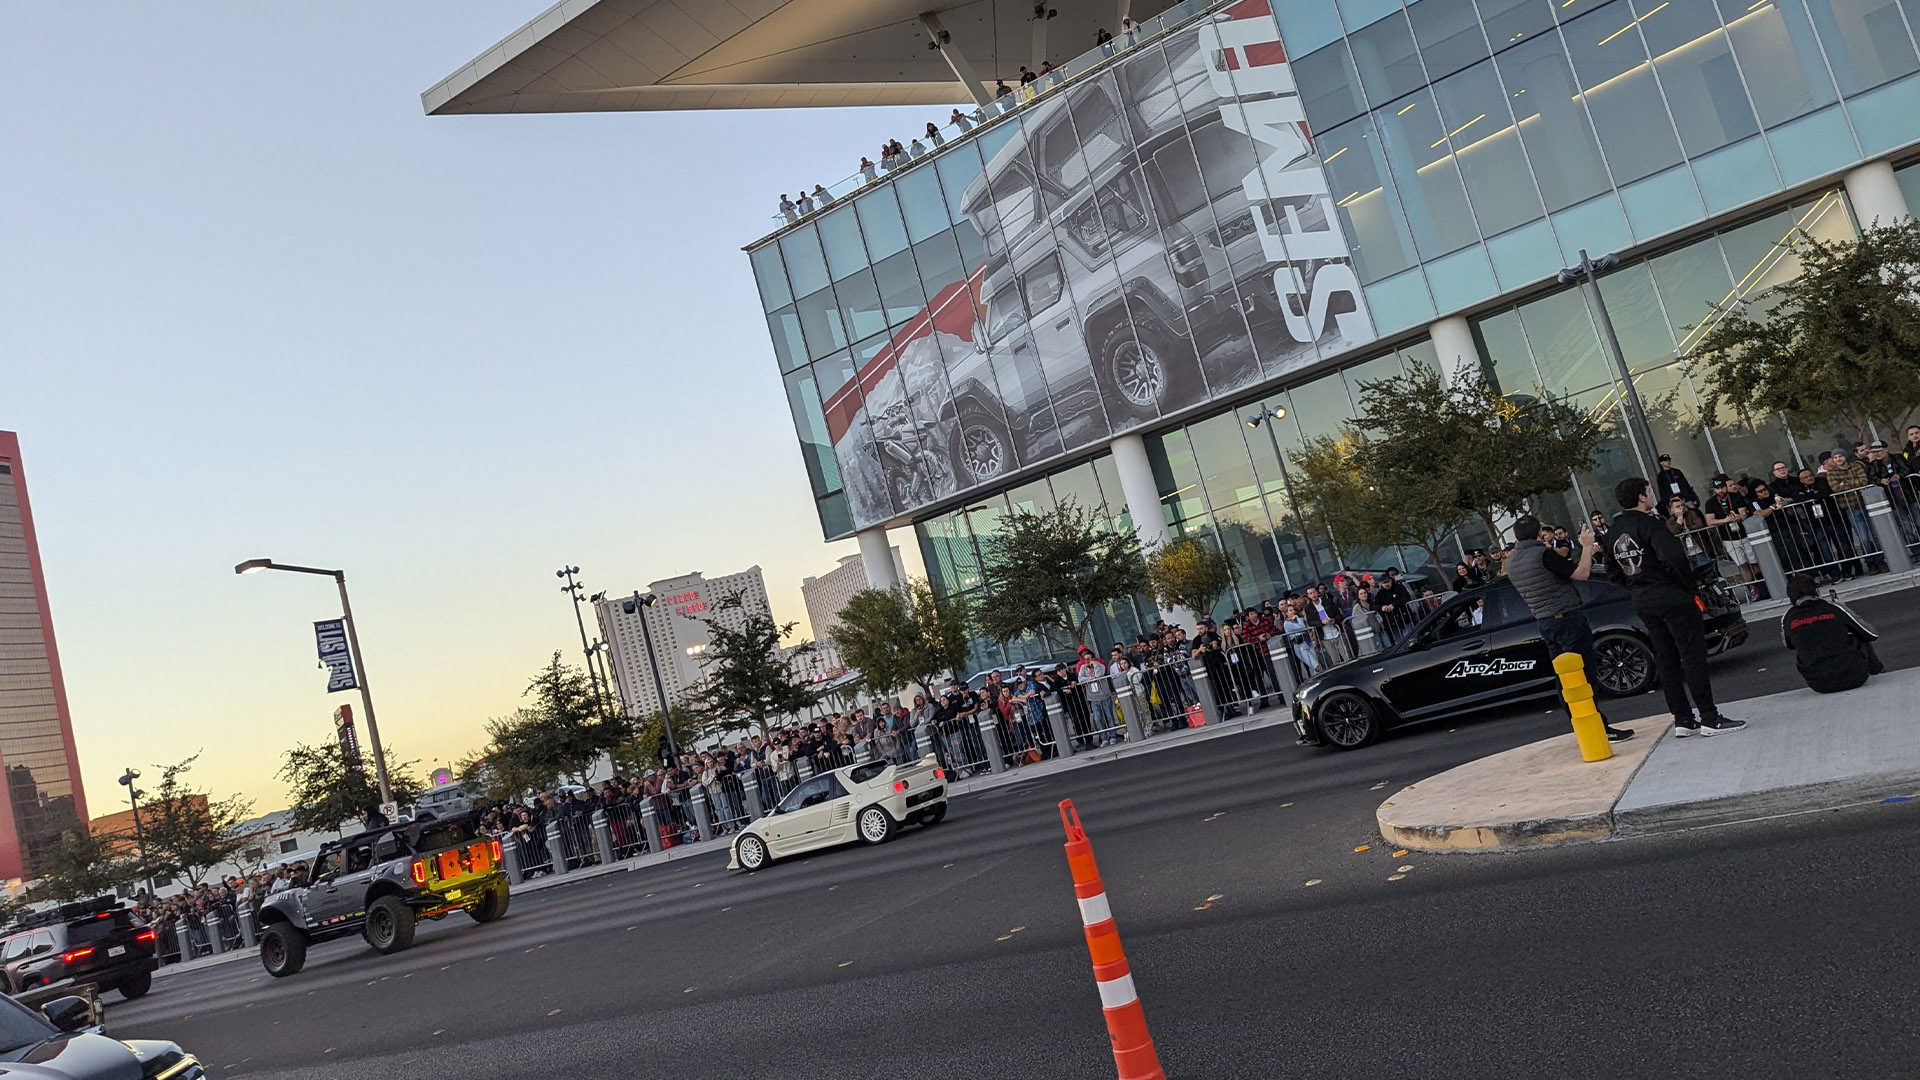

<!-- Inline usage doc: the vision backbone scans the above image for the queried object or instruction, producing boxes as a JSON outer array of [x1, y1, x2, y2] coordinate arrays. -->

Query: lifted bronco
[[256, 815, 508, 977]]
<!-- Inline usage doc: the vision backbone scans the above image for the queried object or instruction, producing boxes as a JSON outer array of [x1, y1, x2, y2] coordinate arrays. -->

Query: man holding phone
[[1505, 515, 1634, 742]]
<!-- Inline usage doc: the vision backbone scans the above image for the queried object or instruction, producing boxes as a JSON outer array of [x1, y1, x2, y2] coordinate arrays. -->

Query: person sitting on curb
[[1780, 573, 1884, 693]]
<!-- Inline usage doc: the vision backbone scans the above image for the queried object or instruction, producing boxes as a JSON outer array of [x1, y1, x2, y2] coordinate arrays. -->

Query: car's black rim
[[263, 937, 284, 968], [369, 910, 393, 945], [1595, 638, 1651, 694], [1320, 696, 1374, 748]]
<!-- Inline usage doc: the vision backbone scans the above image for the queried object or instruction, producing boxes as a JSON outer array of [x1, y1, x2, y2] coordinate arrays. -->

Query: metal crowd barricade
[[512, 825, 554, 877], [552, 813, 599, 870], [1206, 639, 1281, 718], [602, 801, 652, 859], [1758, 497, 1885, 583], [936, 714, 991, 778], [1131, 655, 1196, 732]]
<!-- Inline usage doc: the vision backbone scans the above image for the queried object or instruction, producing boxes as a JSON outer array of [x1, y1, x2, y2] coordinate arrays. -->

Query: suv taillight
[[61, 947, 93, 965], [135, 929, 156, 943], [490, 839, 503, 864], [410, 859, 428, 884]]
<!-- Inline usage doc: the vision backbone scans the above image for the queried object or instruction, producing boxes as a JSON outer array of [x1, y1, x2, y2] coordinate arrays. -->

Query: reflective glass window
[[856, 188, 910, 261], [1765, 105, 1859, 185], [1715, 0, 1839, 125], [795, 285, 848, 359], [1804, 0, 1920, 93], [815, 349, 860, 398], [1478, 0, 1557, 52], [954, 218, 987, 269], [1563, 0, 1686, 184], [1372, 92, 1481, 255], [1048, 460, 1109, 518], [1294, 42, 1369, 133], [1431, 60, 1544, 234], [1411, 0, 1493, 79], [1620, 165, 1707, 240], [1497, 33, 1611, 210], [1342, 352, 1408, 405], [1343, 0, 1407, 31], [767, 306, 806, 372], [749, 243, 791, 311], [1212, 498, 1289, 603], [1147, 430, 1206, 522], [1321, 114, 1420, 283], [1289, 374, 1359, 444], [1845, 69, 1920, 152], [1351, 14, 1431, 105], [1691, 135, 1781, 212], [1363, 266, 1438, 332], [1485, 218, 1564, 286], [817, 204, 869, 281], [1632, 362, 1721, 483], [874, 249, 927, 326], [1187, 412, 1261, 506], [1425, 243, 1500, 311], [818, 492, 853, 538], [1517, 288, 1609, 391], [1092, 455, 1133, 532], [912, 232, 966, 299], [935, 141, 986, 225], [1650, 237, 1738, 355], [1470, 307, 1542, 393], [778, 225, 830, 297], [1716, 208, 1803, 301], [1642, 0, 1761, 155], [784, 366, 840, 496], [1551, 194, 1633, 262], [1595, 261, 1676, 373], [897, 166, 952, 244], [975, 114, 1026, 172], [834, 269, 888, 341], [1275, 0, 1348, 55]]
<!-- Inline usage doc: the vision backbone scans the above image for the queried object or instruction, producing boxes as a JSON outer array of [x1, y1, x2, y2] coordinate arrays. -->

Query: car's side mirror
[[42, 996, 91, 1033]]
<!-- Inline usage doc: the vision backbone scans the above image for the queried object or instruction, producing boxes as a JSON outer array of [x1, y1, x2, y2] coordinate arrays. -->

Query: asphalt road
[[108, 593, 1920, 1079]]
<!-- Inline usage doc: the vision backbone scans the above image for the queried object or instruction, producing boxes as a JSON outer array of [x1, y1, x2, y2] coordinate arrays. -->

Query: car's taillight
[[410, 859, 428, 884], [490, 839, 503, 864], [934, 768, 946, 780], [134, 930, 156, 943], [893, 780, 908, 792], [61, 947, 93, 965]]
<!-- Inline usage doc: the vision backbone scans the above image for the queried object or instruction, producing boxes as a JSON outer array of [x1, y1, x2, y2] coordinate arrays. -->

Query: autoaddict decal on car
[[1444, 658, 1538, 678], [1204, 0, 1374, 350]]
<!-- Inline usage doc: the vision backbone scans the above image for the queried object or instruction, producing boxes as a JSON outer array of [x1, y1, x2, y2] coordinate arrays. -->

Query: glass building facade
[[750, 0, 1920, 671]]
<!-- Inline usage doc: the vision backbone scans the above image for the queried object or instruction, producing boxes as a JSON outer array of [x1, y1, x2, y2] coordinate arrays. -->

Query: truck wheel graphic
[[951, 408, 1012, 485], [1098, 321, 1171, 418]]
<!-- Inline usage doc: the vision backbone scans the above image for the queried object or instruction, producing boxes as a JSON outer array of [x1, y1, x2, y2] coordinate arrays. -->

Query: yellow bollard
[[1552, 653, 1613, 762]]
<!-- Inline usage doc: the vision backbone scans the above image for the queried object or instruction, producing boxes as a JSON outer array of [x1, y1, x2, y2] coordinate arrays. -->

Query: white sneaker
[[1671, 722, 1699, 738], [1699, 716, 1748, 736]]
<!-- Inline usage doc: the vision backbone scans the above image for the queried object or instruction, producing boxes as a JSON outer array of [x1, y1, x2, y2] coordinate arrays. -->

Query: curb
[[1612, 767, 1920, 835]]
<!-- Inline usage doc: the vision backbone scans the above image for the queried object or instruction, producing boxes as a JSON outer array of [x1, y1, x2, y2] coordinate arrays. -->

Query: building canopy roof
[[424, 0, 1177, 115]]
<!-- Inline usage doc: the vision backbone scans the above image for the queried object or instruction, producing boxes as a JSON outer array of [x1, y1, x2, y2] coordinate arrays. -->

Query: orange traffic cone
[[1060, 799, 1165, 1080]]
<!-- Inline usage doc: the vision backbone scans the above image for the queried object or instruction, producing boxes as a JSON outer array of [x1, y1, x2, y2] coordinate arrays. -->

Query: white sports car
[[728, 755, 949, 871]]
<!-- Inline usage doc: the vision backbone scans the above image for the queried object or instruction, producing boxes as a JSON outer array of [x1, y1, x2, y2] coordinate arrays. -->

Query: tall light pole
[[622, 591, 678, 763], [118, 768, 152, 893], [236, 558, 392, 807], [556, 567, 614, 716], [1245, 405, 1327, 584], [1558, 250, 1660, 476]]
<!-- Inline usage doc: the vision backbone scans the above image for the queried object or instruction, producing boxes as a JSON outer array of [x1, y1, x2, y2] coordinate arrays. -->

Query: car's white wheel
[[857, 806, 895, 845], [736, 833, 768, 870]]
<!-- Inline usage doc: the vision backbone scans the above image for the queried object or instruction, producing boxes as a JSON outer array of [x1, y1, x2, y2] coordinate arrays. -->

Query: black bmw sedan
[[1293, 577, 1749, 750]]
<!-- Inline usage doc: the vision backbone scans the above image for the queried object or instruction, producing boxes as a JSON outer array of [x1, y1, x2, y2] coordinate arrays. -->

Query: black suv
[[1293, 577, 1749, 749], [0, 899, 158, 1002], [255, 816, 508, 977]]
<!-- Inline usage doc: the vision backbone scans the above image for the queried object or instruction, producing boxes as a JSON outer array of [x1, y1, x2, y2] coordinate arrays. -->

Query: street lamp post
[[1558, 250, 1661, 476], [557, 567, 615, 717], [236, 558, 392, 807], [1245, 405, 1327, 584], [118, 768, 152, 893], [622, 591, 678, 764]]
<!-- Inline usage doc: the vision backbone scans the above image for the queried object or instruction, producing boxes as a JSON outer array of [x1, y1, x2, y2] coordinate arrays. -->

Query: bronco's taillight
[[410, 859, 428, 884], [135, 929, 157, 943], [490, 839, 503, 864], [61, 947, 93, 965], [893, 780, 908, 792]]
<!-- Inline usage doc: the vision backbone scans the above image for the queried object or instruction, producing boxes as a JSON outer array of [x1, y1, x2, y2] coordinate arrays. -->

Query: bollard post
[[1186, 656, 1222, 728], [239, 907, 257, 949], [796, 757, 815, 782], [591, 809, 616, 866], [640, 803, 660, 855], [205, 912, 226, 957], [1044, 697, 1077, 759], [545, 820, 569, 875], [501, 831, 524, 885], [1553, 653, 1613, 762], [975, 715, 1006, 774], [1351, 620, 1379, 657], [1059, 800, 1165, 1080], [690, 790, 714, 842], [741, 779, 765, 820], [1744, 513, 1790, 603], [1264, 638, 1299, 705], [1116, 682, 1148, 744], [1864, 486, 1914, 574]]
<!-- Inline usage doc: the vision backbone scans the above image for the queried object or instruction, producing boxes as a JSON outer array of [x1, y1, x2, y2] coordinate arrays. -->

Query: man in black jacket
[[1608, 477, 1747, 737], [1655, 453, 1698, 508], [1780, 574, 1883, 693]]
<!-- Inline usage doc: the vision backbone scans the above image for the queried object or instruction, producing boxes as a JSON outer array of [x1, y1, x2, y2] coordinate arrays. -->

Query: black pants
[[1537, 611, 1608, 725], [1633, 588, 1720, 724]]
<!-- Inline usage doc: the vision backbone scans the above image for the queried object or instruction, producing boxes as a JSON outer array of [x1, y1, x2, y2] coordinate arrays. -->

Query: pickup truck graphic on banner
[[817, 0, 1374, 531]]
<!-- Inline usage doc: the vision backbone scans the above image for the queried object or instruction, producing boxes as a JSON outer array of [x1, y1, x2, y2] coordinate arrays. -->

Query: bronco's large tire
[[260, 923, 308, 978], [363, 896, 417, 955], [117, 970, 152, 1000], [466, 881, 510, 924]]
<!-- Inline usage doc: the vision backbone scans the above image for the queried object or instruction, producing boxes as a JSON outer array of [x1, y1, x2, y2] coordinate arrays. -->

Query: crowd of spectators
[[135, 868, 310, 965]]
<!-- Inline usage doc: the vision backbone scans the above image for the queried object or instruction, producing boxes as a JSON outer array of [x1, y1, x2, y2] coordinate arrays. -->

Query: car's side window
[[312, 851, 343, 881], [373, 834, 400, 862], [847, 762, 890, 785], [779, 777, 829, 814], [1, 935, 27, 962], [1479, 585, 1533, 629], [28, 933, 54, 957], [823, 776, 849, 800], [344, 843, 374, 874], [1432, 603, 1477, 640]]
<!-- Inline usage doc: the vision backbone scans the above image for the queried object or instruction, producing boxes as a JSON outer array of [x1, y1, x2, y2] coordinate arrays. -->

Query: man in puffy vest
[[1506, 515, 1634, 742], [1780, 573, 1883, 693]]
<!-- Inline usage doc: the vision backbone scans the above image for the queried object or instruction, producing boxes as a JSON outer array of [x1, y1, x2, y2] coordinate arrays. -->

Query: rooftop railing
[[767, 0, 1225, 230]]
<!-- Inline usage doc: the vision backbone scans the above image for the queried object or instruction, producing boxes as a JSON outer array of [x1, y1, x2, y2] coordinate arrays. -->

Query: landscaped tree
[[276, 742, 425, 834], [1689, 218, 1920, 438], [39, 824, 142, 901], [688, 591, 820, 737], [479, 653, 630, 789], [972, 499, 1147, 648], [829, 577, 974, 701], [140, 755, 254, 887], [608, 706, 704, 774], [1144, 535, 1240, 620], [1291, 429, 1464, 576]]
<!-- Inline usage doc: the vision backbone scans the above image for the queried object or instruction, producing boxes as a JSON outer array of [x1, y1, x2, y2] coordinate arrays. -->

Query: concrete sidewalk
[[1379, 666, 1920, 851]]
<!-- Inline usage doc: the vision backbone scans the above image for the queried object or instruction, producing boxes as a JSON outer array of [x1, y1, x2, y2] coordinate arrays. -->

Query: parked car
[[1292, 578, 1749, 749], [0, 899, 158, 1002], [0, 990, 201, 1079], [729, 757, 948, 871]]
